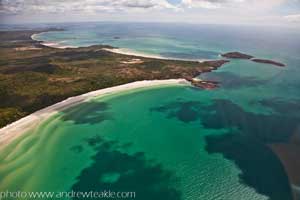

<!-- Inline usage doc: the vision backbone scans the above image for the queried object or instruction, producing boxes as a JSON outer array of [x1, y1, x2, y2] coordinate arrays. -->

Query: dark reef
[[71, 136, 181, 200], [151, 99, 297, 199]]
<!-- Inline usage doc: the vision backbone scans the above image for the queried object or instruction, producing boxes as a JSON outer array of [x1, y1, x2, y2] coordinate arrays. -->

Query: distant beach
[[31, 32, 208, 62], [31, 33, 78, 49], [103, 48, 168, 60], [103, 47, 209, 62]]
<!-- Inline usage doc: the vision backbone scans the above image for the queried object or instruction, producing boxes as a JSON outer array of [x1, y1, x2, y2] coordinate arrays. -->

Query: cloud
[[0, 0, 178, 14], [180, 0, 289, 10], [1, 0, 300, 26], [181, 0, 244, 9], [284, 14, 300, 22], [0, 0, 295, 14], [181, 0, 221, 9]]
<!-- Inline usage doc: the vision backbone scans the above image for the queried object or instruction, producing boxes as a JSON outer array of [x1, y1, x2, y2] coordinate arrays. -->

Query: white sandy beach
[[100, 48, 208, 62], [0, 79, 189, 150], [31, 34, 78, 49], [103, 48, 169, 60]]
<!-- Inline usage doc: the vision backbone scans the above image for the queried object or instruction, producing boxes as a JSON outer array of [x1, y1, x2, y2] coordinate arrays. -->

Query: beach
[[103, 48, 208, 62], [103, 48, 168, 60], [0, 79, 189, 151], [31, 33, 78, 49]]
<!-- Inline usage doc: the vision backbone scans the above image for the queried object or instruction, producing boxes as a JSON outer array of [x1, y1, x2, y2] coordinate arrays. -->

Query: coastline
[[31, 32, 168, 59], [0, 79, 189, 151], [30, 32, 229, 90], [103, 48, 170, 60], [103, 48, 208, 62], [31, 33, 78, 49], [31, 32, 208, 62], [0, 30, 229, 149]]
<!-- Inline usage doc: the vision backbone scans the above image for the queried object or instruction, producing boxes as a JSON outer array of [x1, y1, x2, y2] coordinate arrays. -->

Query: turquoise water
[[1, 23, 300, 200]]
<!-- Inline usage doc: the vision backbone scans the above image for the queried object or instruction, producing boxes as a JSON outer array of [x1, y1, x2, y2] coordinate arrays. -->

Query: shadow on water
[[71, 135, 182, 200], [205, 133, 293, 200], [151, 99, 300, 200], [199, 71, 267, 89], [257, 98, 300, 117], [150, 101, 203, 123], [201, 100, 299, 143], [152, 99, 299, 142], [60, 101, 113, 125]]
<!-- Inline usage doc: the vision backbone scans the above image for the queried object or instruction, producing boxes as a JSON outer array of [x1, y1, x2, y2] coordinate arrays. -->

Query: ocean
[[1, 22, 300, 200]]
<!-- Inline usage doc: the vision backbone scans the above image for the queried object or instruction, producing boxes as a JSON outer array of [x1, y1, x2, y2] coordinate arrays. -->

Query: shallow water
[[1, 22, 300, 200]]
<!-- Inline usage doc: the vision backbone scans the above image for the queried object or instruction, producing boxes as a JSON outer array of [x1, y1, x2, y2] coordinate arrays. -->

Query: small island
[[221, 52, 254, 59], [222, 51, 286, 67], [252, 58, 286, 67]]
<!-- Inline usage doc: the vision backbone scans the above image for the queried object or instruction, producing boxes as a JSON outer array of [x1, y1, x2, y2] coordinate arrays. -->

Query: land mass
[[222, 51, 286, 67], [0, 29, 228, 128], [252, 58, 286, 67], [221, 52, 254, 59]]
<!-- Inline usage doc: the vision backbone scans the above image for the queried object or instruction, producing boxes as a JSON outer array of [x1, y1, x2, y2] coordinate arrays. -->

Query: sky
[[0, 0, 300, 26]]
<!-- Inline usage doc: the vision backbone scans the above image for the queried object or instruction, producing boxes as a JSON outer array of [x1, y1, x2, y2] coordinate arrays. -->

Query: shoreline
[[104, 48, 171, 60], [30, 32, 229, 90], [31, 32, 208, 62], [31, 33, 78, 49], [0, 79, 189, 151], [103, 48, 208, 62]]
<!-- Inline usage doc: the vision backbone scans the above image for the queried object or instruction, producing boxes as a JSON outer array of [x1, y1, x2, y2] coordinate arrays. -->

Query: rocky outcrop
[[252, 59, 285, 67], [221, 52, 254, 59], [222, 51, 286, 67]]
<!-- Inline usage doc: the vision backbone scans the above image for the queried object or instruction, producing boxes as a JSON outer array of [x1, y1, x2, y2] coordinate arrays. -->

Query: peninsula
[[0, 29, 228, 128], [221, 52, 254, 59]]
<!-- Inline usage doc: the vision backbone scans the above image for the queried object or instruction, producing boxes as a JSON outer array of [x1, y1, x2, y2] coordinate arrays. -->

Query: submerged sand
[[0, 79, 189, 150]]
